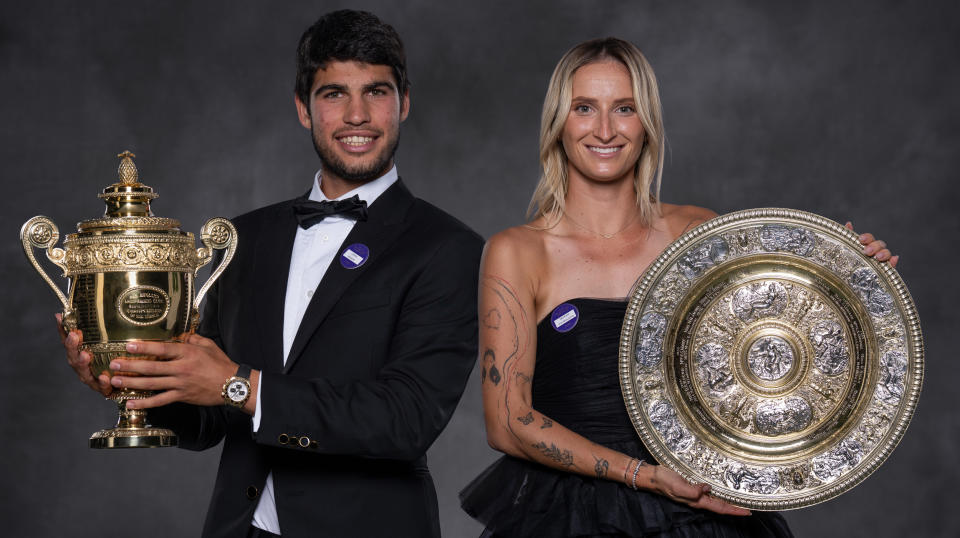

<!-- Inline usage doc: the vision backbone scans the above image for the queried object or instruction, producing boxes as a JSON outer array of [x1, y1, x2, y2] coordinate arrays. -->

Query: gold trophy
[[21, 151, 237, 448]]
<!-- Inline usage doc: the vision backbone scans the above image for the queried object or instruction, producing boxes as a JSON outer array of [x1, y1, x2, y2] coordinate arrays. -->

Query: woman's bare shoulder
[[484, 222, 549, 270], [482, 224, 549, 303], [487, 220, 551, 254], [659, 203, 719, 239], [489, 222, 541, 241]]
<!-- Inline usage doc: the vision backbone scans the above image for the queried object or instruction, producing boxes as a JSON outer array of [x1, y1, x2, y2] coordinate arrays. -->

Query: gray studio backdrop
[[2, 1, 957, 537]]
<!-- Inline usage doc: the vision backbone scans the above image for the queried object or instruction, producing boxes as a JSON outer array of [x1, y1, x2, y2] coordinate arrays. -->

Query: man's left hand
[[109, 334, 238, 410]]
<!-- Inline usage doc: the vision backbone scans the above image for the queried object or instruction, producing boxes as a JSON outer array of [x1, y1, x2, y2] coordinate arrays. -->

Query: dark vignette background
[[2, 1, 957, 536]]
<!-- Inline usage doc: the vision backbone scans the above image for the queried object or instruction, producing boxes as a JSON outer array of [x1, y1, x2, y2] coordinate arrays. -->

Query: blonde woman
[[461, 38, 895, 537]]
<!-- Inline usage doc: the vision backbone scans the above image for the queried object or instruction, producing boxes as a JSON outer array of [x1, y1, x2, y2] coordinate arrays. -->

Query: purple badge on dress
[[550, 303, 579, 333], [340, 243, 369, 269]]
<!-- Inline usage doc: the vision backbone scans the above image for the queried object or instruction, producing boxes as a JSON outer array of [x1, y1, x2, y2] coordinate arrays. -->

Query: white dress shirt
[[251, 166, 398, 534]]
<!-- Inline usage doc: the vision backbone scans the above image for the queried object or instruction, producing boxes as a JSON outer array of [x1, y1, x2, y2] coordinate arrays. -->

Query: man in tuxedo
[[61, 10, 483, 538]]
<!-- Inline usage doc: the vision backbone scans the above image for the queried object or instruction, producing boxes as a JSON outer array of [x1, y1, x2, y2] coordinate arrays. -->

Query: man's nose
[[344, 96, 370, 125]]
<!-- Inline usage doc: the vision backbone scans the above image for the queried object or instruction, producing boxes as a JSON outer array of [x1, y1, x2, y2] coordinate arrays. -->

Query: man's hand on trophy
[[107, 334, 257, 414], [845, 222, 899, 268], [57, 313, 112, 397]]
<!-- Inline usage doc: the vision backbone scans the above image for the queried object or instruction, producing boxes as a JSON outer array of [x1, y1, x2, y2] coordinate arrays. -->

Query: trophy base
[[89, 388, 178, 448], [90, 427, 178, 449]]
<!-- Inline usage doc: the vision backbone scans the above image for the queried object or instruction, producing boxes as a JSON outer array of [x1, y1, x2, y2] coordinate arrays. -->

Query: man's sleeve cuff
[[252, 374, 263, 432]]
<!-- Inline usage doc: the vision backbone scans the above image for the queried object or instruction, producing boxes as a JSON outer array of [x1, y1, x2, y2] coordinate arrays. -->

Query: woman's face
[[561, 60, 645, 187]]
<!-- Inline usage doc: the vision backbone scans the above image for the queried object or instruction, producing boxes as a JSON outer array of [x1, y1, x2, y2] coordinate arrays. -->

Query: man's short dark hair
[[295, 10, 409, 108]]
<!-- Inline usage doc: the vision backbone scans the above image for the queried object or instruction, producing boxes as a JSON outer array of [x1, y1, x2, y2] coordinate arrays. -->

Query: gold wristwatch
[[221, 364, 252, 408]]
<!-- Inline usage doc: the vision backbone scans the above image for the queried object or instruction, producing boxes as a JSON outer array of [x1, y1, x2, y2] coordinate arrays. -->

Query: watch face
[[226, 380, 248, 402]]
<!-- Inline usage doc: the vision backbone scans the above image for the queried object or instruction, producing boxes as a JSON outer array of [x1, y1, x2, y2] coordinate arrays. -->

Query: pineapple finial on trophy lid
[[117, 150, 139, 184], [98, 149, 158, 217]]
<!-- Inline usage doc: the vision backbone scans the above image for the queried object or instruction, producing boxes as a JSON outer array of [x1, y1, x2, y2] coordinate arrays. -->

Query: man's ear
[[294, 94, 312, 129], [399, 89, 410, 122]]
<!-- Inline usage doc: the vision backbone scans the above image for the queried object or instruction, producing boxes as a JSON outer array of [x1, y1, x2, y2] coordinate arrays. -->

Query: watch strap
[[235, 363, 252, 381]]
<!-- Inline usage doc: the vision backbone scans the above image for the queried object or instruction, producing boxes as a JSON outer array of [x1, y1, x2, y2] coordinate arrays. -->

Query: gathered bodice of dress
[[532, 297, 641, 449]]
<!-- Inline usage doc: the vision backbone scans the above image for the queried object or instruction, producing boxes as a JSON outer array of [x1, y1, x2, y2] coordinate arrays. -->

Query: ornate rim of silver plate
[[619, 208, 924, 510]]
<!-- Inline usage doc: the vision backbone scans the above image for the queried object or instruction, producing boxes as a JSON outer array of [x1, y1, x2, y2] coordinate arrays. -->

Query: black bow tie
[[293, 195, 369, 229]]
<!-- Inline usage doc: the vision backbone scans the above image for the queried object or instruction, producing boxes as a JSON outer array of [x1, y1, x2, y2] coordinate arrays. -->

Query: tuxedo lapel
[[253, 201, 299, 374], [284, 180, 415, 373]]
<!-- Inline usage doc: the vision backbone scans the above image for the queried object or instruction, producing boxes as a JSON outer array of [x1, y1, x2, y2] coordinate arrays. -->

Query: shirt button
[[306, 289, 314, 298], [322, 234, 329, 242]]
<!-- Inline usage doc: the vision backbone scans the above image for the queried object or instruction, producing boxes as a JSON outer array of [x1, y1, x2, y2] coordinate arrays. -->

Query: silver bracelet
[[622, 458, 636, 484], [630, 458, 646, 490]]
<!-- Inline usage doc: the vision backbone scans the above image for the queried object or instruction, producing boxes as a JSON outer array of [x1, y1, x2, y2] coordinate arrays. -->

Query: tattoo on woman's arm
[[488, 365, 501, 385], [483, 308, 501, 329], [481, 275, 531, 441], [532, 441, 575, 468], [593, 455, 610, 479], [482, 349, 500, 385], [541, 417, 553, 429], [517, 412, 534, 425]]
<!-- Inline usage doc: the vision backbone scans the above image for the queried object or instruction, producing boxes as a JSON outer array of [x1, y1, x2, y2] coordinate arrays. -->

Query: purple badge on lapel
[[340, 243, 369, 269], [550, 303, 579, 333]]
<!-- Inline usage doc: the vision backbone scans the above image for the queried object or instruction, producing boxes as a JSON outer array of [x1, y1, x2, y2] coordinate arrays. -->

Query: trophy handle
[[191, 217, 238, 330], [20, 216, 76, 329]]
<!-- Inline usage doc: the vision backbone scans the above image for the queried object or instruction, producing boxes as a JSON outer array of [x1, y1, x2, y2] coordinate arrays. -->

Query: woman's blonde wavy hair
[[528, 38, 664, 227]]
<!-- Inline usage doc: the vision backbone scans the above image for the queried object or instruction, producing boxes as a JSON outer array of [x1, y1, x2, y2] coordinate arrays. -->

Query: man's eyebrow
[[314, 83, 347, 96], [364, 80, 397, 92]]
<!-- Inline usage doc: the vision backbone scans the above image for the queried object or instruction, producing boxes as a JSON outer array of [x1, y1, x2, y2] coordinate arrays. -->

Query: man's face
[[295, 61, 409, 187]]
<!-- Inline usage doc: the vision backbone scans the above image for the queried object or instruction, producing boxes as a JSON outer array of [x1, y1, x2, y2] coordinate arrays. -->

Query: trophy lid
[[78, 151, 181, 232]]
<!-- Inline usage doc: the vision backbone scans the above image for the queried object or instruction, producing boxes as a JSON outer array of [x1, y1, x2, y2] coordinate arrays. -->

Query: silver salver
[[619, 208, 923, 510]]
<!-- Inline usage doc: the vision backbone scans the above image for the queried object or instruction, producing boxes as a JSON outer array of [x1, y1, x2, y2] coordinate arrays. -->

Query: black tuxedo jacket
[[152, 180, 483, 538]]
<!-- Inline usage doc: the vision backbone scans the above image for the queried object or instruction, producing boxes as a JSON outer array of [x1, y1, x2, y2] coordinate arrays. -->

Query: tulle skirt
[[461, 447, 793, 538]]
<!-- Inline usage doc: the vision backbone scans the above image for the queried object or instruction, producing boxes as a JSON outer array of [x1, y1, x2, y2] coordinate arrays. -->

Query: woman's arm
[[478, 231, 749, 515]]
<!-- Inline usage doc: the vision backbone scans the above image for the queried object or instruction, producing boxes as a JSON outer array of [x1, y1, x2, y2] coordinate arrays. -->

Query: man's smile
[[335, 131, 381, 153], [339, 135, 375, 145]]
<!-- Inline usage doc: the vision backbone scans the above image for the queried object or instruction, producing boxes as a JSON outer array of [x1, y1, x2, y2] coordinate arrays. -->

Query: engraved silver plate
[[619, 208, 923, 510]]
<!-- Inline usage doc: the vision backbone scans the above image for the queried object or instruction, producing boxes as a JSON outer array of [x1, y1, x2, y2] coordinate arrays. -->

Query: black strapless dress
[[460, 298, 793, 537]]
